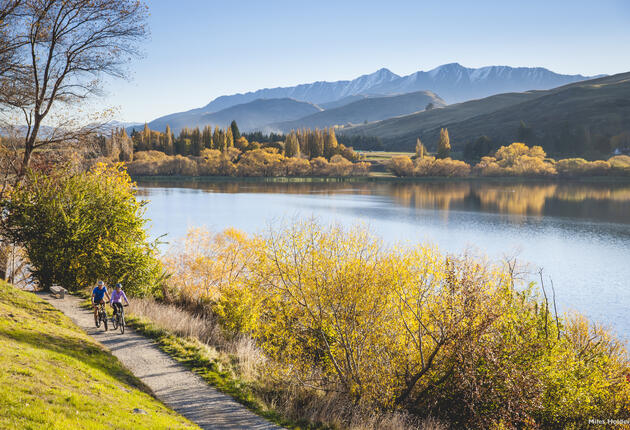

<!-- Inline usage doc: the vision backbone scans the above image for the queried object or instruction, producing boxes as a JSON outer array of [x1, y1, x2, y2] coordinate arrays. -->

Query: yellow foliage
[[161, 222, 630, 426], [474, 143, 556, 176]]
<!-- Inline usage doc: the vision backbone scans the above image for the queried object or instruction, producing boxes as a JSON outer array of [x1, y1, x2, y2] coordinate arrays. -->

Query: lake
[[137, 178, 630, 338]]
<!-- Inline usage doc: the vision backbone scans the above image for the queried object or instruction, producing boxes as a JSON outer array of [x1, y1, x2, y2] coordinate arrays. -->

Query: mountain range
[[142, 63, 597, 134]]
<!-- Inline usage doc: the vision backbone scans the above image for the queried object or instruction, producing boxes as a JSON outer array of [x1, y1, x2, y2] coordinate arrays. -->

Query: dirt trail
[[40, 292, 281, 430]]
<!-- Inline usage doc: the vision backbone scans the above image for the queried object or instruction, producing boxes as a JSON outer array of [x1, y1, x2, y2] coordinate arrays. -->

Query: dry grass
[[128, 297, 446, 430]]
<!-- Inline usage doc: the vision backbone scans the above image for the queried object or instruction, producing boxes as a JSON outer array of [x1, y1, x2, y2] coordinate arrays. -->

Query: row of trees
[[390, 142, 630, 177], [127, 148, 370, 177], [122, 122, 363, 166]]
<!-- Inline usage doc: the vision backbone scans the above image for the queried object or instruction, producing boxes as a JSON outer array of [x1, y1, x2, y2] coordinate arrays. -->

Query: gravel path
[[40, 292, 281, 430]]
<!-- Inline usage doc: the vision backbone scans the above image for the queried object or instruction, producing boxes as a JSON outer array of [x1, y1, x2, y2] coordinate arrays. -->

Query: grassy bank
[[0, 281, 198, 430]]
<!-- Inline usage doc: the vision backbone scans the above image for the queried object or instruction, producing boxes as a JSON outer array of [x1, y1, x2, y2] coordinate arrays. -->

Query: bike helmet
[[115, 283, 122, 289], [97, 280, 104, 286]]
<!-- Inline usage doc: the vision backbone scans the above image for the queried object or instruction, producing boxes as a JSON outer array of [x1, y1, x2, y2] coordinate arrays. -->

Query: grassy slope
[[341, 72, 630, 151], [0, 281, 198, 430], [273, 90, 446, 131]]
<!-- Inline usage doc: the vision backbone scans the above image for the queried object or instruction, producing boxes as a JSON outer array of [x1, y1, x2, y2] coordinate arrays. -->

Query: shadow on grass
[[0, 326, 151, 395]]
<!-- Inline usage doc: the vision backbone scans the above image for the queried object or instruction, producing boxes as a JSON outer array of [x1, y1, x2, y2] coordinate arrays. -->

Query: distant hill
[[144, 64, 597, 133], [272, 91, 446, 132], [340, 72, 630, 156], [146, 98, 321, 133], [199, 98, 322, 132]]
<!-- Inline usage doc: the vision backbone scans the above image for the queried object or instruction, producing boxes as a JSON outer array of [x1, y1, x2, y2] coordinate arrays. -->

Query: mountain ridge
[[144, 64, 600, 134]]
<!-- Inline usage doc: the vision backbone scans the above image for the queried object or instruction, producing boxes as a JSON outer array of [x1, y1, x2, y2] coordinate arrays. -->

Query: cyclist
[[92, 280, 111, 323], [110, 283, 129, 320]]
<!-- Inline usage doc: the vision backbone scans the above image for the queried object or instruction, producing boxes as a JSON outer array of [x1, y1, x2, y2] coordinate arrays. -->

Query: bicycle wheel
[[102, 311, 108, 331], [119, 313, 125, 334], [112, 313, 118, 330], [94, 312, 100, 328]]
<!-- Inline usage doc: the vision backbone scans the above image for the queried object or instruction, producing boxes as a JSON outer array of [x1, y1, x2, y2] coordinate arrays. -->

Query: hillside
[[200, 98, 322, 132], [146, 98, 322, 133], [0, 281, 197, 430], [341, 72, 630, 155], [272, 90, 446, 132], [143, 64, 596, 133]]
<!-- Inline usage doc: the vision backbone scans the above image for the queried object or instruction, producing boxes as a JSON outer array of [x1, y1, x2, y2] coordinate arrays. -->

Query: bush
[[609, 155, 630, 175], [556, 158, 611, 177], [474, 142, 556, 176], [1, 164, 164, 296], [162, 223, 630, 428], [388, 156, 470, 177], [414, 157, 471, 177]]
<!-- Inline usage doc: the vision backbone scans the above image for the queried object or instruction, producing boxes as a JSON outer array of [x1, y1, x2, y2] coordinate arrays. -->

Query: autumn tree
[[226, 126, 234, 150], [0, 0, 149, 179], [164, 125, 174, 155], [436, 128, 451, 159], [202, 125, 213, 150], [415, 138, 426, 158], [212, 127, 221, 151], [191, 127, 202, 156], [323, 128, 338, 159], [284, 132, 300, 158]]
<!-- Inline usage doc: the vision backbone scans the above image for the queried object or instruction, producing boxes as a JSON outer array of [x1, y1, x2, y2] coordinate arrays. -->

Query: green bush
[[1, 163, 164, 296]]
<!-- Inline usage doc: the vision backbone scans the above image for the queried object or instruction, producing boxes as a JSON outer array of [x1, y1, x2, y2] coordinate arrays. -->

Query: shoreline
[[132, 174, 630, 185]]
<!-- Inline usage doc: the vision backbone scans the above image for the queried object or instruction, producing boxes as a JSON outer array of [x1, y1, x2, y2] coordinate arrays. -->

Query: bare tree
[[0, 1, 23, 75], [0, 0, 148, 178]]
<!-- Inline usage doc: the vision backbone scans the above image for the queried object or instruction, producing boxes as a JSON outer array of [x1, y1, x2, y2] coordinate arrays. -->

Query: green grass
[[0, 281, 199, 430], [357, 150, 415, 161]]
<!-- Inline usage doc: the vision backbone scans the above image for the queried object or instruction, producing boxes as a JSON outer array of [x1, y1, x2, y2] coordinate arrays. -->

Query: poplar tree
[[226, 127, 234, 149], [202, 125, 213, 149], [436, 128, 451, 159], [165, 125, 174, 155], [212, 127, 221, 150], [285, 132, 300, 158], [142, 123, 151, 151], [415, 138, 426, 158], [191, 127, 202, 156], [217, 129, 227, 152], [324, 128, 339, 159]]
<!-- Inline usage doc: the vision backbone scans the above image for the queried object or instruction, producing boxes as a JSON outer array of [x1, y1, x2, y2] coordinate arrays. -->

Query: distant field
[[0, 281, 197, 430], [358, 150, 415, 161]]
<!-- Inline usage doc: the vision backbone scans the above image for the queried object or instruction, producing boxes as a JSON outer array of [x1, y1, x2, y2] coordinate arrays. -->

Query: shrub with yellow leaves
[[161, 222, 630, 428]]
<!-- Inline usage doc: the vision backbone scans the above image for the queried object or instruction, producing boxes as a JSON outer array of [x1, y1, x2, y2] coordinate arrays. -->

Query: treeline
[[127, 148, 370, 177], [107, 122, 370, 177], [390, 140, 630, 178], [126, 121, 362, 162]]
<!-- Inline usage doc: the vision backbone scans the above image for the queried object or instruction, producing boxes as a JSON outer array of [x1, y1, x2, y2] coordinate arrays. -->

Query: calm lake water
[[137, 178, 630, 338]]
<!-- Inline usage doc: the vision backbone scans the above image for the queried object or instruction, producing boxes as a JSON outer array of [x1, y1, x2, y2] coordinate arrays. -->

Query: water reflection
[[136, 179, 630, 224], [136, 178, 630, 337]]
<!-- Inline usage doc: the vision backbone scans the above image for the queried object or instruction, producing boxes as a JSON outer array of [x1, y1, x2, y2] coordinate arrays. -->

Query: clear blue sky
[[104, 0, 630, 123]]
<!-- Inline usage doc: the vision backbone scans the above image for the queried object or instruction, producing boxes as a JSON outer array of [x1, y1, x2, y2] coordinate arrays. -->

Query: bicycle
[[111, 303, 128, 334], [94, 301, 108, 331]]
